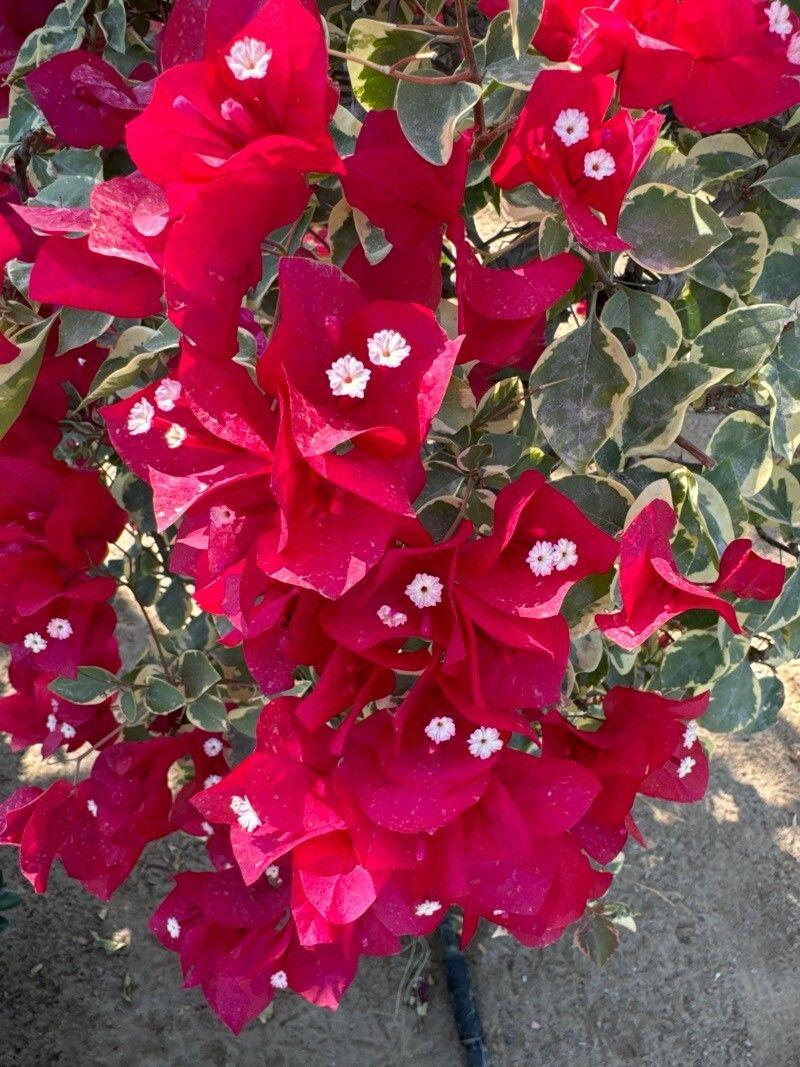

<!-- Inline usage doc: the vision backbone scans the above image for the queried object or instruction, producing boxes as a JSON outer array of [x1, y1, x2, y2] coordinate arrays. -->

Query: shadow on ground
[[1, 669, 798, 1067]]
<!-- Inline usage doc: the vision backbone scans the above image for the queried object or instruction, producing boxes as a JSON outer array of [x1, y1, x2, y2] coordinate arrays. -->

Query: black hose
[[438, 914, 489, 1067]]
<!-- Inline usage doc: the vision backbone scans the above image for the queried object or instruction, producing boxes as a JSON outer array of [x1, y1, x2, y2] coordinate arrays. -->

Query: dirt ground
[[1, 657, 798, 1067]]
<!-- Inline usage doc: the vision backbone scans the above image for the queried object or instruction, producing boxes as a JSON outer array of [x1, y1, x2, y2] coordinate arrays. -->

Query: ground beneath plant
[[1, 651, 798, 1066]]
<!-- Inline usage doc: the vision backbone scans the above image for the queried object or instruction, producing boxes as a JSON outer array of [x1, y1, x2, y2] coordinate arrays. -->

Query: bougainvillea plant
[[1, 0, 800, 1034]]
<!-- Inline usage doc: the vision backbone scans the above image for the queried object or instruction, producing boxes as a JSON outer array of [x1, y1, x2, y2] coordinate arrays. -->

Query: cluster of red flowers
[[0, 340, 123, 757], [0, 0, 794, 1034]]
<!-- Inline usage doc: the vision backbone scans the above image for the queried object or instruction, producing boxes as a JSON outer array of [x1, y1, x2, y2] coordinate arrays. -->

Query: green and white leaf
[[529, 315, 636, 472], [602, 289, 682, 387], [619, 183, 731, 274], [691, 304, 794, 386], [707, 411, 773, 497]]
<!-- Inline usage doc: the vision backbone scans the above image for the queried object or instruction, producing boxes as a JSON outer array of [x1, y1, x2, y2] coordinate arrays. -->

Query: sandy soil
[[1, 663, 798, 1067]]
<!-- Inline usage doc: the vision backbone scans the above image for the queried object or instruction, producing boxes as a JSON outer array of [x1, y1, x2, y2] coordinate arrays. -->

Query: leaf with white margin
[[748, 465, 800, 528], [529, 315, 635, 472], [602, 289, 682, 388], [755, 155, 800, 211], [620, 361, 726, 456], [396, 71, 481, 165], [759, 324, 800, 461], [690, 213, 768, 297], [619, 183, 730, 274], [708, 411, 773, 497], [691, 304, 794, 386]]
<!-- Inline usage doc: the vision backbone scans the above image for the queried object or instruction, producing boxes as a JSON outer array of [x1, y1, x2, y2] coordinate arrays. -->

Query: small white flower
[[127, 397, 155, 436], [201, 821, 214, 836], [415, 900, 442, 917], [377, 604, 407, 628], [60, 722, 76, 739], [553, 107, 590, 146], [46, 713, 58, 732], [682, 722, 699, 750], [766, 0, 793, 37], [788, 31, 800, 62], [46, 617, 72, 640], [225, 37, 273, 80], [326, 354, 371, 398], [467, 726, 503, 760], [266, 864, 283, 885], [270, 970, 289, 989], [425, 716, 456, 744], [203, 737, 223, 757], [551, 538, 579, 572], [677, 755, 696, 779], [405, 572, 443, 609], [166, 916, 181, 940], [164, 423, 187, 449], [23, 632, 47, 654], [87, 799, 98, 817], [366, 329, 411, 368], [526, 541, 555, 577], [204, 774, 223, 789], [583, 148, 616, 180], [230, 794, 261, 832], [154, 378, 182, 412]]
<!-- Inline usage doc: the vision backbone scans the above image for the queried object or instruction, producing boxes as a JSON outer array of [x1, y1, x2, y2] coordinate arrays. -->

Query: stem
[[756, 526, 800, 558], [675, 434, 716, 469], [454, 0, 485, 133], [439, 914, 488, 1067], [575, 247, 615, 290], [472, 117, 514, 158], [482, 226, 538, 264], [328, 48, 472, 85]]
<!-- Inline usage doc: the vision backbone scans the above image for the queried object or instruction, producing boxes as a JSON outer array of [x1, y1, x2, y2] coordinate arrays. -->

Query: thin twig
[[675, 434, 716, 469], [455, 0, 486, 134], [756, 526, 800, 558], [329, 48, 472, 85]]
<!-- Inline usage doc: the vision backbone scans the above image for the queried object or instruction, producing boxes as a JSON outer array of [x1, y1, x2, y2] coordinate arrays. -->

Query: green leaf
[[691, 304, 794, 386], [396, 72, 482, 165], [352, 208, 392, 266], [708, 411, 773, 497], [619, 183, 731, 274], [573, 913, 620, 966], [755, 155, 800, 210], [762, 564, 800, 632], [740, 674, 784, 736], [50, 666, 119, 704], [11, 7, 82, 79], [748, 465, 800, 527], [156, 581, 192, 631], [529, 315, 635, 471], [703, 658, 759, 732], [179, 650, 221, 701], [473, 376, 525, 433], [186, 692, 228, 733], [602, 289, 682, 387], [508, 0, 543, 57], [538, 215, 571, 260], [81, 326, 162, 406], [759, 323, 800, 461], [686, 133, 762, 188], [345, 20, 428, 111], [751, 238, 800, 307], [145, 678, 185, 715], [56, 309, 114, 355], [433, 372, 476, 434], [553, 475, 633, 536], [689, 213, 768, 297], [702, 459, 748, 536], [620, 361, 725, 456], [0, 316, 56, 442], [94, 0, 127, 51], [659, 631, 729, 690]]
